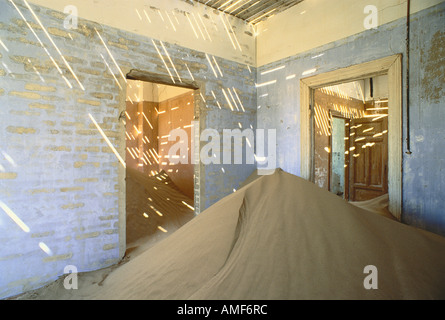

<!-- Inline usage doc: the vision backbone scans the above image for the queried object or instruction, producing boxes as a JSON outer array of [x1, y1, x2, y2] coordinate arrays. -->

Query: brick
[[189, 62, 208, 71], [99, 215, 118, 221], [108, 41, 128, 50], [103, 243, 117, 251], [118, 37, 140, 47], [6, 126, 37, 134], [63, 56, 86, 64], [45, 146, 72, 152], [103, 229, 118, 235], [76, 23, 95, 38], [0, 173, 18, 179], [92, 92, 113, 100], [0, 254, 22, 262], [42, 95, 64, 102], [30, 188, 55, 195], [76, 129, 97, 136], [88, 122, 112, 130], [29, 103, 55, 110], [48, 11, 66, 20], [61, 203, 85, 210], [11, 37, 43, 48], [9, 91, 41, 100], [79, 68, 101, 76], [12, 18, 41, 31], [9, 110, 41, 117], [103, 192, 118, 197], [47, 27, 72, 39], [77, 98, 101, 106], [75, 231, 100, 240], [43, 253, 73, 263], [74, 161, 86, 168], [90, 61, 105, 69], [84, 147, 100, 153], [24, 64, 52, 74], [101, 147, 115, 153], [61, 121, 84, 128], [74, 178, 99, 183], [60, 187, 84, 192], [10, 55, 39, 65], [43, 121, 56, 126], [31, 231, 55, 238], [73, 161, 100, 168], [25, 83, 57, 92]]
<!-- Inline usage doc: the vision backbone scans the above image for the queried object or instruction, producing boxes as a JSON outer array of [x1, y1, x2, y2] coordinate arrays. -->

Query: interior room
[[0, 0, 444, 300]]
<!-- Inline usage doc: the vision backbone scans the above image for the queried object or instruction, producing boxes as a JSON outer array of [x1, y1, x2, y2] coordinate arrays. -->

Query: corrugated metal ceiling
[[191, 0, 304, 24]]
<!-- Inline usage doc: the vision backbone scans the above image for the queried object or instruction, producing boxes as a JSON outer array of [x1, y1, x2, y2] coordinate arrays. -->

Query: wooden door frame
[[329, 111, 350, 200], [300, 54, 402, 220], [118, 69, 204, 258]]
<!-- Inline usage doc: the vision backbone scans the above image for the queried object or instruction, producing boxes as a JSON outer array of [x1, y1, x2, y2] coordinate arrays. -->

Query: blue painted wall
[[257, 3, 445, 236]]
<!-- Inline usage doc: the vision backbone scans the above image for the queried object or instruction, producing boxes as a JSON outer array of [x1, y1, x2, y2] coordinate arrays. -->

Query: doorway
[[313, 77, 389, 202], [124, 78, 197, 251], [300, 55, 402, 220]]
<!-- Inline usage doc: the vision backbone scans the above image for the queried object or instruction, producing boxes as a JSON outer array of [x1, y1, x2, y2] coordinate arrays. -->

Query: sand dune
[[350, 193, 397, 221], [12, 169, 445, 300]]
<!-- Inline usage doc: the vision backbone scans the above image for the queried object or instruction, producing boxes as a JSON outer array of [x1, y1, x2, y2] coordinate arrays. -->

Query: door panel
[[350, 117, 388, 201]]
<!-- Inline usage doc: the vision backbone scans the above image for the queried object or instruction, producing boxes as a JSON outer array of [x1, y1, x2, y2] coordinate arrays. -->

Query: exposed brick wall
[[0, 1, 256, 298]]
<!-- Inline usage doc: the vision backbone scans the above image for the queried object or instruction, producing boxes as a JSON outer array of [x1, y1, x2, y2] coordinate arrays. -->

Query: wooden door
[[349, 117, 388, 201]]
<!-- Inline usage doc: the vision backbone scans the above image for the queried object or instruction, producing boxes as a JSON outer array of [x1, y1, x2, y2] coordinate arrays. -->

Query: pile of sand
[[350, 193, 397, 221], [13, 169, 445, 299]]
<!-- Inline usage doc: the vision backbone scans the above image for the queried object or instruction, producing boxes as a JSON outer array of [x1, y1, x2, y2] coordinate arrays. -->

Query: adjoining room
[[124, 79, 195, 252]]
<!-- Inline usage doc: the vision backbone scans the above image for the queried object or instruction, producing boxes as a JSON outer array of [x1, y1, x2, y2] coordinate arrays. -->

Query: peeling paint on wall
[[421, 30, 444, 103]]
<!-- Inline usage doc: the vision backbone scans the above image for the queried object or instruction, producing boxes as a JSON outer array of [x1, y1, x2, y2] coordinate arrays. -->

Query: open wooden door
[[329, 113, 350, 200], [349, 117, 388, 201]]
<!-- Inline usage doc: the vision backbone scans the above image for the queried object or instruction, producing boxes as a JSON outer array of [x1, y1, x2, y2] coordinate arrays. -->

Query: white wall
[[364, 75, 389, 101], [28, 0, 256, 66], [322, 80, 366, 102], [158, 85, 193, 102], [256, 0, 444, 66]]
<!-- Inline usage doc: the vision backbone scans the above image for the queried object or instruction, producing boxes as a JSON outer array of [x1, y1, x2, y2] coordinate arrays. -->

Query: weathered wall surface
[[29, 0, 256, 66], [257, 3, 445, 236], [0, 1, 256, 299]]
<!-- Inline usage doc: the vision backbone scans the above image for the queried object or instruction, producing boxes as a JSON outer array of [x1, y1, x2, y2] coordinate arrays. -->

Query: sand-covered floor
[[125, 167, 195, 256], [12, 169, 445, 299]]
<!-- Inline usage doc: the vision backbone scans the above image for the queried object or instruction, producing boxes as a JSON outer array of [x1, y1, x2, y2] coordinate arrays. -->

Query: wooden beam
[[127, 69, 199, 90]]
